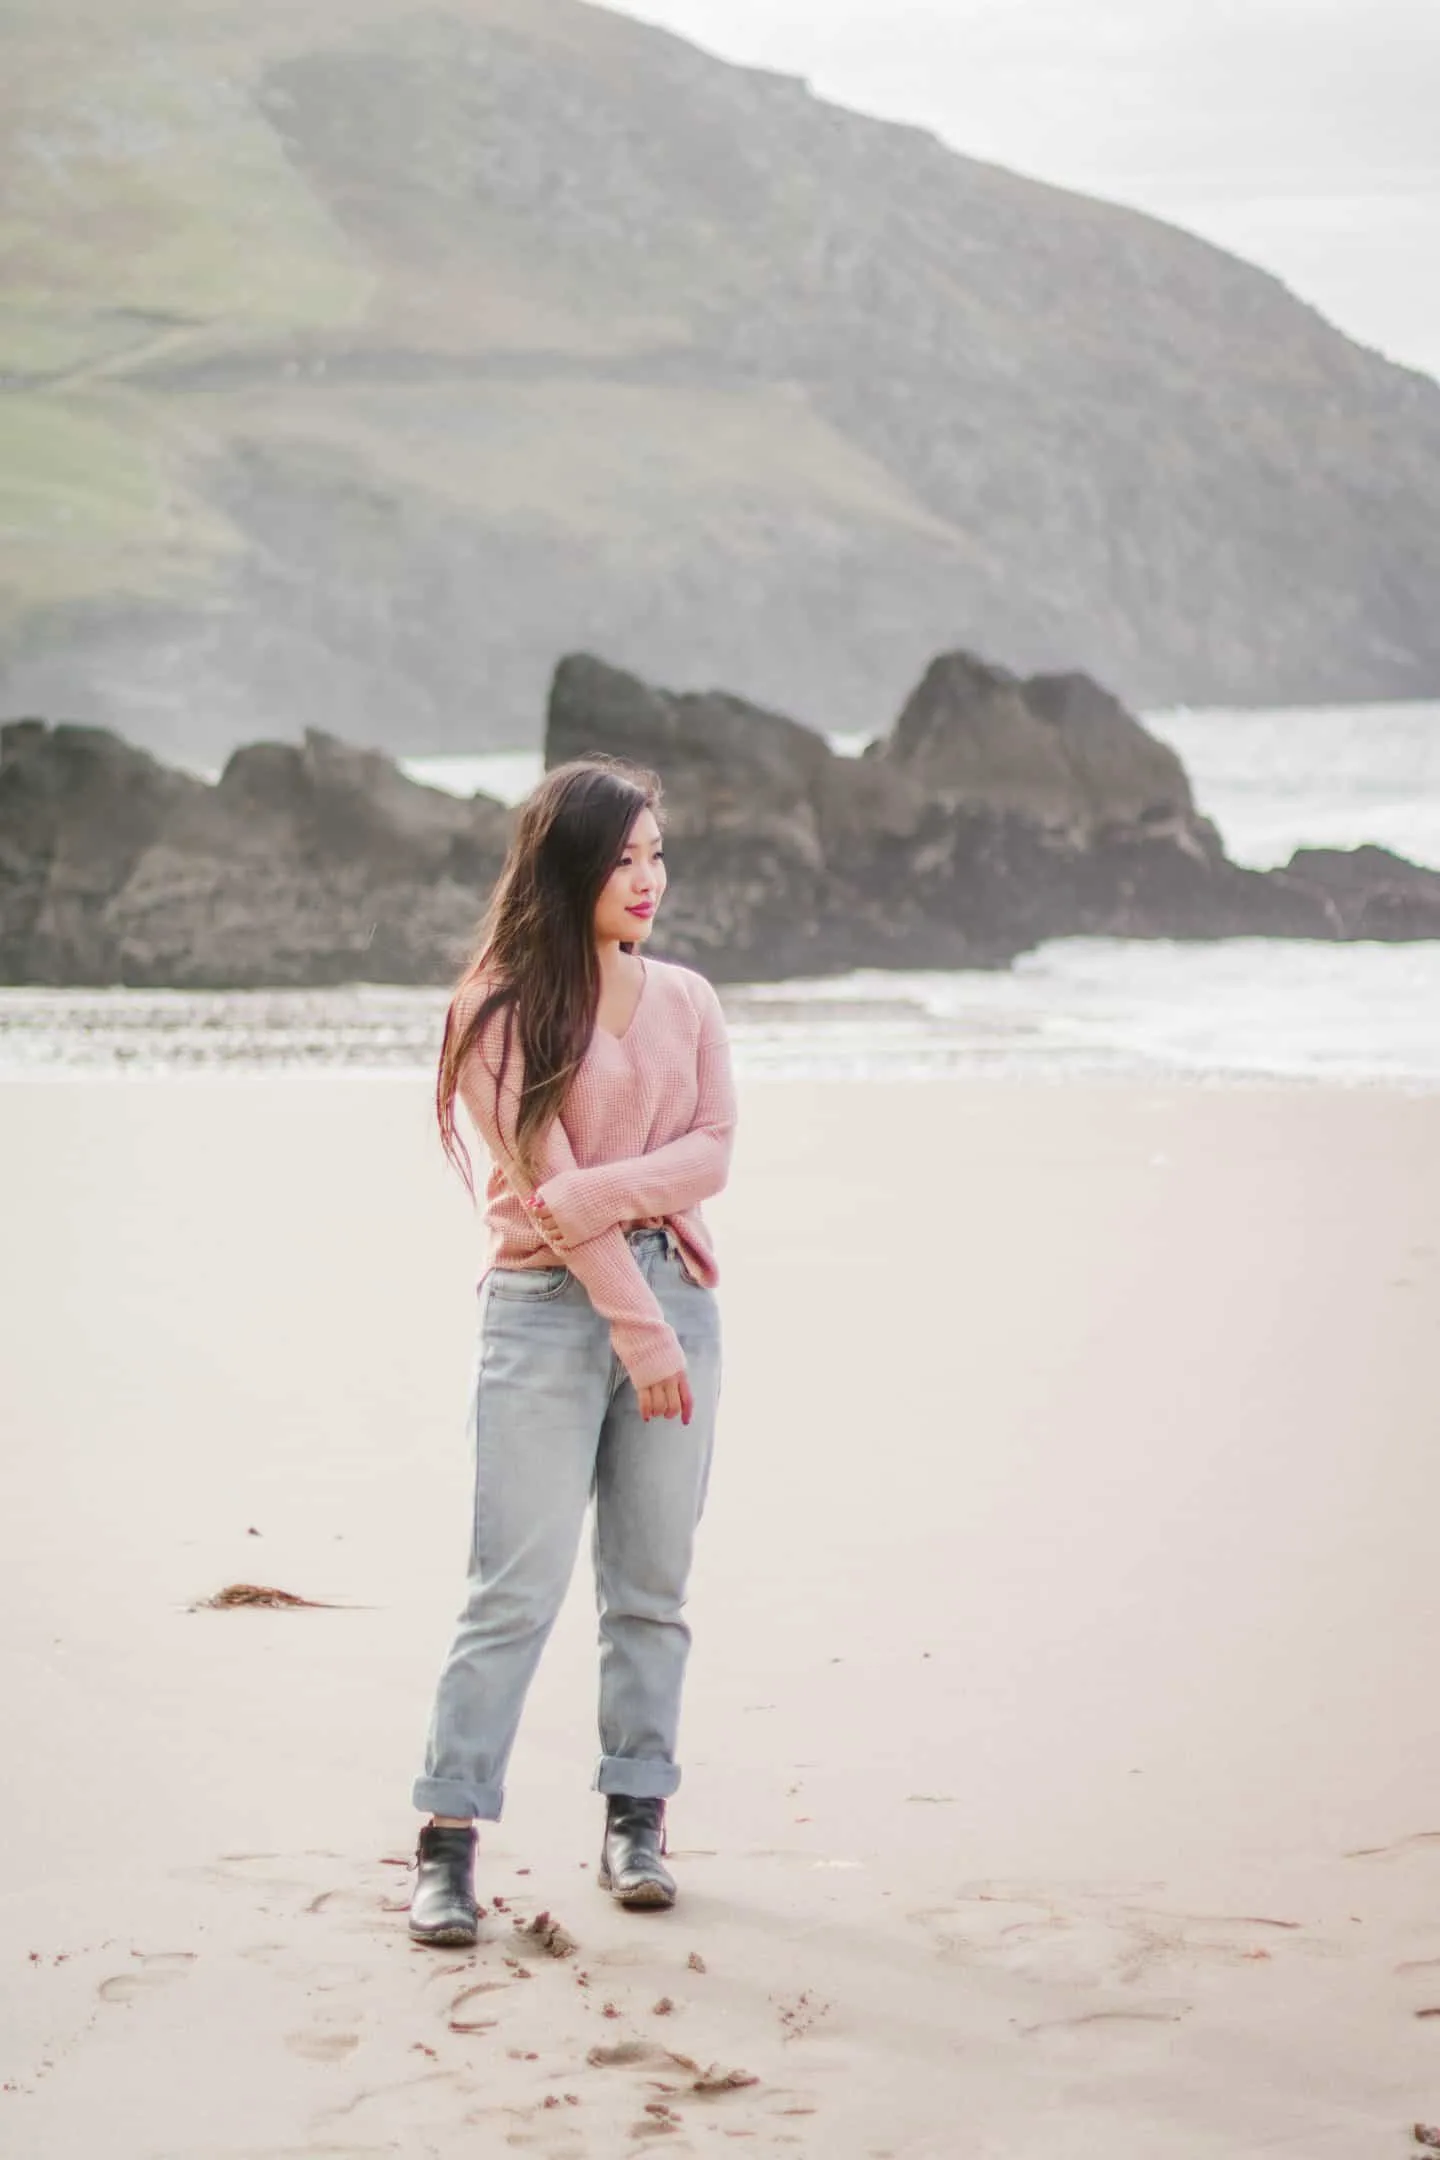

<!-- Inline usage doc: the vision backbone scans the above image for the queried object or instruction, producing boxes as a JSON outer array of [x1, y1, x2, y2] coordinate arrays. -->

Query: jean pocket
[[488, 1264, 572, 1302], [666, 1245, 707, 1290]]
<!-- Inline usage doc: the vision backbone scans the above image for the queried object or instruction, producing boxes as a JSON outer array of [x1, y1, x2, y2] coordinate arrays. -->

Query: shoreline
[[4, 927, 1440, 1094]]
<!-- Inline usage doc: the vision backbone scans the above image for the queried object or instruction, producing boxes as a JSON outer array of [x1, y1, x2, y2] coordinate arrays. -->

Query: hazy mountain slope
[[4, 0, 1439, 760]]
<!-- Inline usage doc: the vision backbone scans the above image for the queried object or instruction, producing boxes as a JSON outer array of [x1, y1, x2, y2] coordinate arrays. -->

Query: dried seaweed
[[192, 1582, 336, 1611]]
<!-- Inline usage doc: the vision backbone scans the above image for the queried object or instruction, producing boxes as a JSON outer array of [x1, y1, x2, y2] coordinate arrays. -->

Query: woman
[[408, 755, 736, 1946]]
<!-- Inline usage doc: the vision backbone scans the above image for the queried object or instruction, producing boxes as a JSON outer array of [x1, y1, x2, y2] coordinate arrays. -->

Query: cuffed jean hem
[[412, 1775, 504, 1821], [593, 1754, 682, 1800]]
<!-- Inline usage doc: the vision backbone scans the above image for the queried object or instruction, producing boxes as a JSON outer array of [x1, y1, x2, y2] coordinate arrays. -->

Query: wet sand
[[2, 1073, 1439, 2157]]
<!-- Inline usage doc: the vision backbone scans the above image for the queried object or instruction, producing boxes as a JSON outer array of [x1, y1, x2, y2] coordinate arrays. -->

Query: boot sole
[[408, 1919, 479, 1947], [598, 1863, 676, 1911]]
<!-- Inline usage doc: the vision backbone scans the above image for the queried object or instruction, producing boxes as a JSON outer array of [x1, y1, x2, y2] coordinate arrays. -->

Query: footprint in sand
[[911, 1885, 1304, 1991], [1017, 2004, 1190, 2053], [1346, 1830, 1440, 1862], [438, 2090, 591, 2158], [97, 1950, 197, 2004], [242, 2148, 395, 2159], [911, 1893, 1172, 1986], [284, 2026, 361, 2062], [449, 1978, 513, 2033], [909, 1896, 1057, 1954], [1124, 1905, 1316, 1971], [180, 1853, 332, 1906], [473, 2117, 587, 2158], [312, 2065, 459, 2132], [187, 1848, 413, 1951], [1390, 1951, 1440, 2018], [182, 1849, 381, 1916]]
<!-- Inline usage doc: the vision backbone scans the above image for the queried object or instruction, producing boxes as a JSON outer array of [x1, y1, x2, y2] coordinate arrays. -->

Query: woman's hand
[[529, 1193, 647, 1252], [526, 1194, 568, 1249], [639, 1371, 694, 1425]]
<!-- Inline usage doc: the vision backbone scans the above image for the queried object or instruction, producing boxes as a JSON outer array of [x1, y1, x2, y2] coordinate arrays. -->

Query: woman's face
[[594, 807, 666, 946]]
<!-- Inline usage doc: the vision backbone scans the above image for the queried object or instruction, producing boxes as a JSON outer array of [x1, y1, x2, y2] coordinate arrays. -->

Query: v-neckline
[[594, 956, 649, 1046]]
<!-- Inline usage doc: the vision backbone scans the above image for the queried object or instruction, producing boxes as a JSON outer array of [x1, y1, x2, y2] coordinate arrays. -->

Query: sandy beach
[[3, 1072, 1439, 2158]]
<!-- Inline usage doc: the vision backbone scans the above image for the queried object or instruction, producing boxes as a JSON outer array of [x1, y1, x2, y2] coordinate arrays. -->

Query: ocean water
[[2, 701, 1437, 1086], [1143, 699, 1440, 871]]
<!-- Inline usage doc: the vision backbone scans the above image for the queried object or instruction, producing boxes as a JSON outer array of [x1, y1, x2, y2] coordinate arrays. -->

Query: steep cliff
[[4, 0, 1439, 762]]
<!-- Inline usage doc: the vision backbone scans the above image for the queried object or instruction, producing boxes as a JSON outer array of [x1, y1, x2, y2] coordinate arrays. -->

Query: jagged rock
[[0, 722, 510, 986], [549, 660, 832, 870], [4, 651, 1436, 988], [1280, 844, 1440, 939], [0, 721, 206, 982], [876, 652, 1200, 838], [549, 654, 1016, 974], [546, 651, 1349, 974]]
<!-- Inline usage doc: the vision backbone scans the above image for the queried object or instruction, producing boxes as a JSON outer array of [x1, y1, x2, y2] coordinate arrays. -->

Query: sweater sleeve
[[454, 990, 686, 1391], [533, 980, 736, 1248]]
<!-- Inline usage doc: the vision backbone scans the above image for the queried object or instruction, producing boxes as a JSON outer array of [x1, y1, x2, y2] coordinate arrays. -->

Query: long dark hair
[[437, 756, 663, 1191]]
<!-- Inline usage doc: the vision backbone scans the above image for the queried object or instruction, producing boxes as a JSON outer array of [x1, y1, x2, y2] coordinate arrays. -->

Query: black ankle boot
[[408, 1822, 480, 1946], [599, 1794, 676, 1910]]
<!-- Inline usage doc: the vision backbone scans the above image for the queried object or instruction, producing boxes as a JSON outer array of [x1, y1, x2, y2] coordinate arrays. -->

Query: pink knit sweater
[[454, 955, 736, 1388]]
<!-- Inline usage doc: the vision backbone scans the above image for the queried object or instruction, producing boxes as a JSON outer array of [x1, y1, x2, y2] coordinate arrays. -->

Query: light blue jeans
[[413, 1227, 722, 1820]]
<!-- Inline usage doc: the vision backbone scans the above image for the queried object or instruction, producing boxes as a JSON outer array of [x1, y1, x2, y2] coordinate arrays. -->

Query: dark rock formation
[[1278, 845, 1440, 941], [4, 649, 1438, 988], [547, 656, 1019, 975], [549, 650, 1440, 978], [875, 654, 1198, 835], [0, 721, 509, 987], [0, 721, 207, 983]]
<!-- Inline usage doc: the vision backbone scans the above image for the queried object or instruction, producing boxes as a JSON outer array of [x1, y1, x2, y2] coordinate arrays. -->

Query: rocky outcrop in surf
[[547, 652, 1438, 977], [0, 720, 509, 986], [2, 651, 1437, 987]]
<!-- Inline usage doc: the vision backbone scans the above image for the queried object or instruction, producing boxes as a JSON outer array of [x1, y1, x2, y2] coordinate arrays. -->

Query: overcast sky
[[627, 0, 1440, 381]]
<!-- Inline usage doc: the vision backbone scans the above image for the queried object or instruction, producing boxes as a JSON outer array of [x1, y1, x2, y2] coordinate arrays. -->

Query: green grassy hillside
[[4, 0, 1439, 758]]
